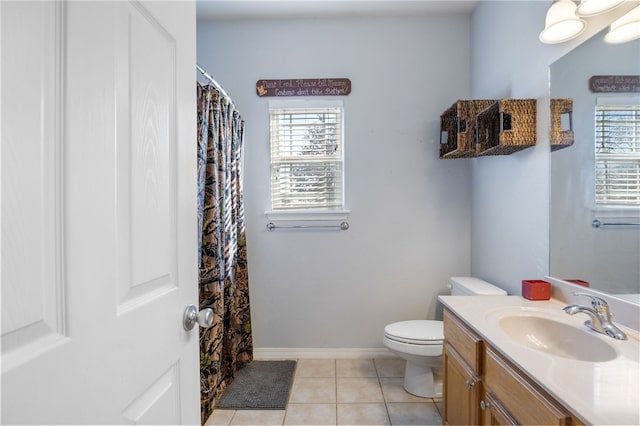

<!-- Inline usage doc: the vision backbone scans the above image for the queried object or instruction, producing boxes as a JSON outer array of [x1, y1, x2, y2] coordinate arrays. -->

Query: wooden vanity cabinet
[[443, 308, 586, 426], [442, 309, 484, 425]]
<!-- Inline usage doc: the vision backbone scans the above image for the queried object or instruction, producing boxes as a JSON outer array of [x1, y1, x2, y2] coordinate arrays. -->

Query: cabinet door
[[481, 392, 518, 426], [444, 342, 481, 426]]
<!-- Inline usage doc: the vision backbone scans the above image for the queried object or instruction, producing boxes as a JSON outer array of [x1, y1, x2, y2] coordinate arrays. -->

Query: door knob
[[183, 304, 214, 331]]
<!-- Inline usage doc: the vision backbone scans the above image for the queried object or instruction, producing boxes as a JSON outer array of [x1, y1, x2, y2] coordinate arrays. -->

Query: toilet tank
[[449, 276, 507, 296]]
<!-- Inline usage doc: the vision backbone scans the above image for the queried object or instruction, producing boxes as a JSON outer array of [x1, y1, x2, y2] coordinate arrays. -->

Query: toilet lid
[[384, 320, 443, 345]]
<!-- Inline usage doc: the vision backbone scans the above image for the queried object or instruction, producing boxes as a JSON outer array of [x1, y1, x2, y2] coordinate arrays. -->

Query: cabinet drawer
[[485, 347, 571, 426], [443, 309, 483, 373]]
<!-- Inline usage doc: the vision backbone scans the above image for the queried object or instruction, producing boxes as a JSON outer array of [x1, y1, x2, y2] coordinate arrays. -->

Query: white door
[[1, 0, 200, 423]]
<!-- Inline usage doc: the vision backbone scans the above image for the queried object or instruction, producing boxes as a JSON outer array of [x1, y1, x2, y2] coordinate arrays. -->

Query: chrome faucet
[[563, 292, 627, 340]]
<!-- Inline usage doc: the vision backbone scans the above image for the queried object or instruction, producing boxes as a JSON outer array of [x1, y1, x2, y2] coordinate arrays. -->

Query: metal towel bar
[[592, 219, 640, 228], [267, 221, 349, 232]]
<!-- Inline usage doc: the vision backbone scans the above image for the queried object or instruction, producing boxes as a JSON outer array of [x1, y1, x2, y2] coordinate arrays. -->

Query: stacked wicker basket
[[439, 99, 538, 158], [439, 100, 496, 158], [550, 98, 574, 151]]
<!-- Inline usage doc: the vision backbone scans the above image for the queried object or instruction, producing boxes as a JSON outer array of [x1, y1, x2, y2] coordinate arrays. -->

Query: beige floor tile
[[284, 403, 337, 425], [229, 410, 285, 426], [296, 359, 336, 378], [380, 378, 430, 403], [289, 377, 337, 403], [374, 358, 405, 378], [205, 359, 442, 426], [337, 403, 390, 425], [205, 409, 235, 426], [336, 359, 377, 378], [337, 378, 384, 403], [386, 402, 441, 426]]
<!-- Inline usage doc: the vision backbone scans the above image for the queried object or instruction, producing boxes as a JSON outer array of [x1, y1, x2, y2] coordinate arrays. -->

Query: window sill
[[265, 209, 350, 222], [592, 206, 640, 219]]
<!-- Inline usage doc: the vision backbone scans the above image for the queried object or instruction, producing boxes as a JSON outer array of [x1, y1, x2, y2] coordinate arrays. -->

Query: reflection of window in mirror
[[594, 97, 640, 208]]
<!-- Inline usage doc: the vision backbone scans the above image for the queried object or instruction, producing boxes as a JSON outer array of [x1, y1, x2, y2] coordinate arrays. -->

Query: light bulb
[[604, 5, 640, 43], [576, 0, 625, 17], [540, 0, 586, 44]]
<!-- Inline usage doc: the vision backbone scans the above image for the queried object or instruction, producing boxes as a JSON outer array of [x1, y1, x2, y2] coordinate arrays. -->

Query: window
[[594, 101, 640, 207], [269, 100, 344, 211]]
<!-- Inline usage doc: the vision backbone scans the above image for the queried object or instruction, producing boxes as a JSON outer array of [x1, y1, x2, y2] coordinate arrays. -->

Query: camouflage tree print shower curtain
[[197, 83, 253, 424]]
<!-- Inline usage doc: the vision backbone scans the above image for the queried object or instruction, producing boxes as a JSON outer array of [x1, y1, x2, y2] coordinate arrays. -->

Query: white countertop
[[439, 295, 640, 426]]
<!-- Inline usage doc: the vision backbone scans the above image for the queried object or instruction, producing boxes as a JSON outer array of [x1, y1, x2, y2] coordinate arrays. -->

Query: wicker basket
[[440, 100, 496, 158], [476, 99, 537, 156], [550, 98, 574, 152]]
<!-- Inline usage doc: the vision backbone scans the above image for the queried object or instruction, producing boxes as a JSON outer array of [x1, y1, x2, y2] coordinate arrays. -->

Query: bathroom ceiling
[[196, 0, 479, 21]]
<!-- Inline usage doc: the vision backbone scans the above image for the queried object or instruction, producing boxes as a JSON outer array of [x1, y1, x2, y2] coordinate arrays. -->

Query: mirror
[[549, 28, 640, 304]]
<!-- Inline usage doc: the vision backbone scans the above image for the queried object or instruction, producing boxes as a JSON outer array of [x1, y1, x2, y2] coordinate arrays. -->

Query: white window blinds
[[269, 101, 344, 211], [595, 104, 640, 206]]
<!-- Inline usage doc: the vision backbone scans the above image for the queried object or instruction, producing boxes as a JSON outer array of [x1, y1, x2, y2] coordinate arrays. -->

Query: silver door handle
[[183, 304, 214, 330]]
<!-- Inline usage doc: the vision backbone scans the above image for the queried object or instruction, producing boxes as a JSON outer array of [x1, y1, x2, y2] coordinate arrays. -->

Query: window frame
[[266, 99, 348, 221], [593, 97, 640, 211]]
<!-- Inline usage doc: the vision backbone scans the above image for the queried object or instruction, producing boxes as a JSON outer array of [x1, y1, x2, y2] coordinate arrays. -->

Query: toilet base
[[403, 362, 443, 398]]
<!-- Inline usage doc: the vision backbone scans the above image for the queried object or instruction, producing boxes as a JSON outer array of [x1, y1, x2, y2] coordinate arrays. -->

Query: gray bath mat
[[216, 360, 297, 410]]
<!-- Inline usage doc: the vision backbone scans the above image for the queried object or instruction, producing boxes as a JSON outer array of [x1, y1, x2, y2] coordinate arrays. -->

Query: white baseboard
[[253, 347, 396, 360]]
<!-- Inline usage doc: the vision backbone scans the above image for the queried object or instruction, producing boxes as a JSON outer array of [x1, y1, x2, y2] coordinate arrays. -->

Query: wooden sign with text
[[256, 78, 351, 97], [589, 75, 640, 93]]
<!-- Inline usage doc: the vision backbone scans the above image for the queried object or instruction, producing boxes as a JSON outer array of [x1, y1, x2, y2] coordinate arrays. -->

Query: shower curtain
[[197, 83, 253, 424]]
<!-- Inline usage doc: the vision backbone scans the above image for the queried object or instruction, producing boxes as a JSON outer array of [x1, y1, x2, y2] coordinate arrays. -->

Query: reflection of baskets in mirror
[[439, 100, 496, 158], [551, 98, 574, 151], [476, 99, 537, 156]]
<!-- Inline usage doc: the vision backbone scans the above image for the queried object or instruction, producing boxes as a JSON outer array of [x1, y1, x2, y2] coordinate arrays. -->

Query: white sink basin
[[498, 314, 617, 362]]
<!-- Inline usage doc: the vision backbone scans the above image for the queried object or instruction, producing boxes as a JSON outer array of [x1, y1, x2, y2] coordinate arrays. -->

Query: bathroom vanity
[[439, 296, 639, 425]]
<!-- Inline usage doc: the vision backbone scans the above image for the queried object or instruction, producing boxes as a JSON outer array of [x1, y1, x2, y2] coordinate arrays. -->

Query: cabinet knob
[[465, 380, 476, 389], [480, 400, 491, 410]]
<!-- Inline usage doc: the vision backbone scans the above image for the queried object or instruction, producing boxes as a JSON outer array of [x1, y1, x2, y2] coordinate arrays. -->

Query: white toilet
[[383, 276, 507, 398]]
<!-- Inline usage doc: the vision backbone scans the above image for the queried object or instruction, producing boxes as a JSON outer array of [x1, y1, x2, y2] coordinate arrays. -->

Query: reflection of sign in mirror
[[256, 79, 351, 97], [589, 75, 640, 92]]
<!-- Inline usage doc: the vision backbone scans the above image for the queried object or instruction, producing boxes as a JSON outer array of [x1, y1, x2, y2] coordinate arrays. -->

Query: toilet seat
[[381, 277, 506, 398], [384, 320, 443, 345]]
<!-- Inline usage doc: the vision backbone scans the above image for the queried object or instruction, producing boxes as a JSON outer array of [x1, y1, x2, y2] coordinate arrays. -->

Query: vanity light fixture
[[604, 4, 640, 43], [576, 0, 625, 17], [540, 0, 586, 44]]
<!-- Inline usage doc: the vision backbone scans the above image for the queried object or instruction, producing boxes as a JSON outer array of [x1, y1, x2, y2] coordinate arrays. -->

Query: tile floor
[[205, 358, 443, 426]]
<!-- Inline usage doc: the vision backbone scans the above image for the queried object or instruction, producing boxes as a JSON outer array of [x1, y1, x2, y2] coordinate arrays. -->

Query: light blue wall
[[196, 1, 633, 349], [469, 1, 633, 295], [469, 1, 552, 294], [197, 15, 473, 348]]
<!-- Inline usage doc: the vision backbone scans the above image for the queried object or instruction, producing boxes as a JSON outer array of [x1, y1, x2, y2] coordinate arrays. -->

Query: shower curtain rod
[[196, 64, 230, 100]]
